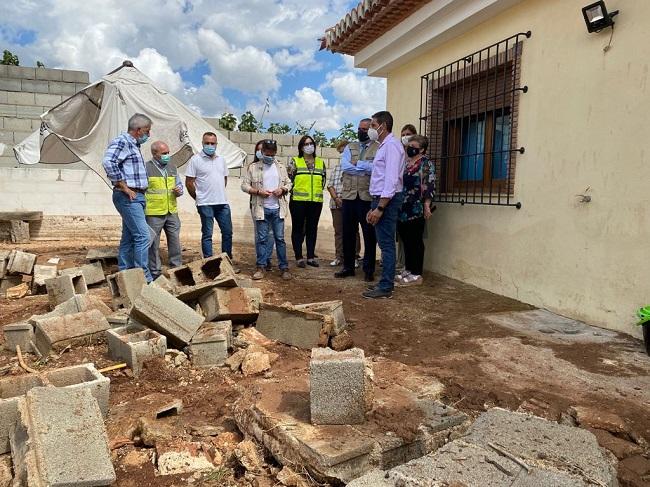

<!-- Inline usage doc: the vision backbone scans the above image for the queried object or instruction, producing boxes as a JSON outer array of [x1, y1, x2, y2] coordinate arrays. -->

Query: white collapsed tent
[[14, 61, 246, 183]]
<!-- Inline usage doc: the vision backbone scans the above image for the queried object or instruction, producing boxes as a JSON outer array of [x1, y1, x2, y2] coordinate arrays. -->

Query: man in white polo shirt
[[185, 131, 233, 259]]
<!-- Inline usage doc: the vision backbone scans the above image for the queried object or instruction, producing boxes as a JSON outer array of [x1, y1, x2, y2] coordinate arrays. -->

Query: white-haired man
[[145, 140, 183, 280], [102, 113, 153, 282]]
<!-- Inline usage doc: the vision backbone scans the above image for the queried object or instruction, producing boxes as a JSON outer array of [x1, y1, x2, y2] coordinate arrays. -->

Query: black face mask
[[358, 129, 370, 142], [406, 147, 421, 158]]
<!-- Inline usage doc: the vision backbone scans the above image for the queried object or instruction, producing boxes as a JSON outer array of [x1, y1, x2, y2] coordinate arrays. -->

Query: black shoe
[[335, 269, 355, 278], [307, 259, 319, 268], [364, 273, 374, 282], [296, 259, 306, 268], [362, 288, 393, 299], [366, 284, 376, 291]]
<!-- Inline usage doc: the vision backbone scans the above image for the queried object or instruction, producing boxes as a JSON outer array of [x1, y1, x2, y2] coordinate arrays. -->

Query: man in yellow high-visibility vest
[[145, 140, 183, 280]]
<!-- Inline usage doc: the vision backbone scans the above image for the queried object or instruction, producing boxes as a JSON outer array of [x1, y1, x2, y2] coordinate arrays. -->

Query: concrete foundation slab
[[44, 273, 87, 308], [256, 302, 330, 349], [188, 321, 232, 367], [295, 300, 347, 335], [61, 261, 105, 285], [310, 348, 368, 425], [198, 287, 262, 323], [482, 309, 621, 344], [107, 324, 167, 376], [10, 387, 115, 486], [107, 268, 146, 310], [6, 250, 36, 275], [235, 357, 467, 484], [33, 309, 110, 355], [2, 322, 33, 353], [130, 284, 205, 347]]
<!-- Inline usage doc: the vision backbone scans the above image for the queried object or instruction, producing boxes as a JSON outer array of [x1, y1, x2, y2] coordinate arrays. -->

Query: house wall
[[0, 65, 341, 255], [386, 0, 648, 337]]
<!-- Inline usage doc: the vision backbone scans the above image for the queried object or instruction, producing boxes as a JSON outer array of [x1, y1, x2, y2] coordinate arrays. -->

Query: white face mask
[[303, 144, 315, 155], [401, 135, 412, 146], [367, 127, 380, 142], [255, 150, 263, 160]]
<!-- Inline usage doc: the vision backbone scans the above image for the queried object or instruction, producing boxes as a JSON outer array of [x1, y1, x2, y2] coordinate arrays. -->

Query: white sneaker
[[354, 260, 360, 269], [330, 259, 340, 266], [404, 274, 423, 285]]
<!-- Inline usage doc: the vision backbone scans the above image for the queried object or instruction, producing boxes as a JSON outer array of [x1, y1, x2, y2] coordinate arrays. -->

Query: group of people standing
[[102, 110, 434, 299]]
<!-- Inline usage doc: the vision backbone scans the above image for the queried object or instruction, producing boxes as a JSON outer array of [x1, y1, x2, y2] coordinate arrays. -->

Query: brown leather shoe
[[252, 268, 265, 280]]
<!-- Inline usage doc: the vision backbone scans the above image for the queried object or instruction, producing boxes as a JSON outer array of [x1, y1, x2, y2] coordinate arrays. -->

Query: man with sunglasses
[[145, 140, 183, 281], [185, 132, 234, 261]]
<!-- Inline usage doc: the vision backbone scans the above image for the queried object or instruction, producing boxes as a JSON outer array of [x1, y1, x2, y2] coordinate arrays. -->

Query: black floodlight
[[582, 1, 619, 33]]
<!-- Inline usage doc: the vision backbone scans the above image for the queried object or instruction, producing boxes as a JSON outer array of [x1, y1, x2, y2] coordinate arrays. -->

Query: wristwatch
[[377, 206, 385, 212]]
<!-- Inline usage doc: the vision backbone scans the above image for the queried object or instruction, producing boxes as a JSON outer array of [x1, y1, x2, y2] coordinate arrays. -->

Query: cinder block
[[0, 276, 22, 297], [34, 93, 62, 107], [2, 117, 31, 130], [294, 300, 347, 335], [2, 322, 33, 353], [199, 287, 262, 323], [271, 133, 294, 146], [20, 79, 49, 94], [130, 284, 205, 347], [228, 130, 252, 144], [30, 118, 42, 130], [48, 80, 76, 96], [0, 131, 13, 144], [189, 321, 232, 367], [10, 387, 115, 486], [6, 250, 36, 275], [29, 294, 112, 327], [0, 104, 16, 118], [0, 65, 6, 77], [310, 348, 368, 425], [12, 131, 31, 144], [9, 220, 30, 243], [167, 253, 237, 301], [34, 67, 62, 81], [107, 324, 167, 376], [60, 261, 105, 286], [256, 302, 330, 349], [86, 247, 118, 263], [320, 146, 341, 158], [15, 105, 45, 119], [0, 374, 45, 454], [6, 65, 35, 79], [33, 309, 109, 356], [44, 273, 87, 308], [31, 264, 57, 294], [61, 69, 90, 83], [6, 91, 35, 106], [0, 250, 10, 278], [75, 82, 87, 93], [106, 268, 146, 309], [42, 363, 110, 416], [0, 79, 21, 92]]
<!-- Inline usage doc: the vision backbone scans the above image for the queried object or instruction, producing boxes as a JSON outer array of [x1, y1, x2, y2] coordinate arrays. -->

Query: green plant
[[1, 50, 19, 66], [218, 112, 237, 131], [294, 122, 310, 136], [337, 122, 356, 141], [268, 122, 291, 134], [238, 111, 259, 132], [313, 130, 328, 147], [36, 61, 45, 68]]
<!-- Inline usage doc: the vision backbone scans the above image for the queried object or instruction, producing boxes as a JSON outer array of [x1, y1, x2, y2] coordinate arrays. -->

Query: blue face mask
[[261, 155, 274, 165], [137, 133, 149, 145], [203, 145, 216, 156], [159, 154, 171, 165]]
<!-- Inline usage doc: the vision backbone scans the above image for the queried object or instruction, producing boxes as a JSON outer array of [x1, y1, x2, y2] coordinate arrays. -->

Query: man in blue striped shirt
[[102, 113, 153, 282]]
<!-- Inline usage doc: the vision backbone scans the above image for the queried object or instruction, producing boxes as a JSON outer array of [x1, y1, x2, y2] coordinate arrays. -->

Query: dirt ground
[[1, 240, 649, 486]]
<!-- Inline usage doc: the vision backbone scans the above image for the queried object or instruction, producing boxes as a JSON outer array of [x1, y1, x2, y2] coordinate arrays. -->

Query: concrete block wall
[[0, 65, 88, 168]]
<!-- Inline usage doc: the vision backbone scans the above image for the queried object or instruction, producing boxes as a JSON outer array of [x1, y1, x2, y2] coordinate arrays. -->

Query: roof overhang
[[347, 0, 525, 76]]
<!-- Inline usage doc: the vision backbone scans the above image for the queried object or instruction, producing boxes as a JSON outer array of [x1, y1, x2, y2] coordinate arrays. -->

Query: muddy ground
[[1, 240, 649, 486]]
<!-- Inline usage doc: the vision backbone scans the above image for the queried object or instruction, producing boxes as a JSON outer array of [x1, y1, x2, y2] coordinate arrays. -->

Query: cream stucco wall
[[386, 0, 648, 337]]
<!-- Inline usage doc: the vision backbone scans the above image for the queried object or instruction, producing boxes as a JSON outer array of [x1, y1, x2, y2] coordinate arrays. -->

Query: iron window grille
[[420, 31, 531, 208]]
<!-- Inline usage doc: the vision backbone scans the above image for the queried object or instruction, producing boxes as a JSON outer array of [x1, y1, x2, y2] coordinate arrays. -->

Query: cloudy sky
[[0, 0, 386, 135]]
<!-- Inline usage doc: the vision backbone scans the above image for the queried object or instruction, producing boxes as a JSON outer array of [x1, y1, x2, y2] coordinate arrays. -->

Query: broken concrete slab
[[107, 324, 167, 376], [130, 284, 205, 348], [31, 264, 57, 293], [256, 302, 332, 349], [235, 357, 467, 484], [199, 287, 262, 323], [188, 321, 232, 367], [2, 322, 33, 353], [29, 294, 112, 327], [295, 300, 347, 335], [10, 387, 116, 486], [60, 261, 105, 286], [107, 268, 146, 310], [156, 440, 214, 476], [44, 273, 87, 308], [241, 351, 271, 376], [6, 250, 36, 275], [33, 308, 110, 356], [5, 282, 28, 299], [310, 348, 369, 425], [349, 408, 618, 487], [482, 309, 622, 344]]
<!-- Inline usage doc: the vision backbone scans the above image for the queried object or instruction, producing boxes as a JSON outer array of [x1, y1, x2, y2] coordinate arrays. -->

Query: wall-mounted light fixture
[[582, 1, 619, 33]]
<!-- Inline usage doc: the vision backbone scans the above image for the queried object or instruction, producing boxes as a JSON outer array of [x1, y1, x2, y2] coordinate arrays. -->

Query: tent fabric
[[13, 65, 246, 185]]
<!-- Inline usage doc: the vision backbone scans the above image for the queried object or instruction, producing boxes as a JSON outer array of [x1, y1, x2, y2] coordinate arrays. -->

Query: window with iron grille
[[420, 32, 530, 208]]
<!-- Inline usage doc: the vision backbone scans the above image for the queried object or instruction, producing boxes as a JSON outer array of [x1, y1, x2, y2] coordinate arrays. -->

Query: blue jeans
[[255, 208, 288, 270], [197, 204, 233, 258], [112, 190, 152, 282], [372, 192, 405, 292]]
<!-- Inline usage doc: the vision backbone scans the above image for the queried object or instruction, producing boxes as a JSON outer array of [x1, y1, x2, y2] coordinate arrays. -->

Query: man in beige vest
[[334, 118, 380, 281]]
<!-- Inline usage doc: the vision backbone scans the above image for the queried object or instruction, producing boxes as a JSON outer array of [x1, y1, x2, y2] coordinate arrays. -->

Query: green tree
[[218, 112, 237, 131], [238, 111, 259, 132], [36, 61, 45, 68], [1, 50, 19, 66], [313, 130, 328, 147], [294, 122, 310, 136], [338, 122, 356, 141], [267, 122, 291, 134]]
